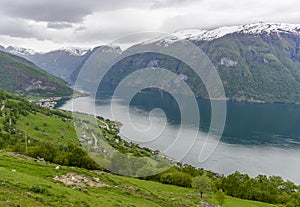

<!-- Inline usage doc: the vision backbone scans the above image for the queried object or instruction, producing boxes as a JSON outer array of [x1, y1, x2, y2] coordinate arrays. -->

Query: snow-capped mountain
[[0, 44, 122, 85], [26, 47, 94, 83], [50, 47, 91, 56], [147, 22, 300, 46], [1, 46, 92, 83], [3, 22, 300, 103], [109, 22, 300, 103], [5, 46, 36, 56], [4, 46, 91, 58], [181, 22, 300, 40]]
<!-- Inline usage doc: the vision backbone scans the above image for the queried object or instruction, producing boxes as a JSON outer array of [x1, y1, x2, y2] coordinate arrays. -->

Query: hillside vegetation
[[199, 32, 300, 103], [0, 151, 280, 207], [0, 89, 299, 206], [0, 51, 72, 97], [93, 32, 300, 104]]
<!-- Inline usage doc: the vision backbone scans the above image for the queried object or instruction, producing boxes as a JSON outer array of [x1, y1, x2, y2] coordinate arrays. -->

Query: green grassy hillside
[[0, 151, 279, 207], [0, 89, 296, 206], [0, 51, 72, 97]]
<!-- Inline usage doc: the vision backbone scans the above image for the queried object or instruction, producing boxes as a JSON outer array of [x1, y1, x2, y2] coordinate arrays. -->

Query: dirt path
[[98, 119, 110, 130], [91, 132, 98, 146]]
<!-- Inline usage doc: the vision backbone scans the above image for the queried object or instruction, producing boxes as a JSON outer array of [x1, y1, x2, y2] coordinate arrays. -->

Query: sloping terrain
[[93, 23, 300, 103], [0, 51, 72, 97], [2, 88, 299, 206]]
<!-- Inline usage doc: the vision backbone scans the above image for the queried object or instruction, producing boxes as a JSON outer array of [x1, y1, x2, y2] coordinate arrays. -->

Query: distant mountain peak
[[238, 22, 300, 33], [147, 22, 300, 46], [93, 44, 122, 53], [51, 47, 91, 56], [5, 46, 36, 56]]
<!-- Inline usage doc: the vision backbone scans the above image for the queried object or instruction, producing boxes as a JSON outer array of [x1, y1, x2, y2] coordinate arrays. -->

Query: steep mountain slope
[[69, 45, 122, 90], [198, 31, 300, 102], [4, 46, 91, 83], [0, 50, 72, 97], [2, 46, 122, 85], [3, 23, 300, 103], [97, 22, 300, 103]]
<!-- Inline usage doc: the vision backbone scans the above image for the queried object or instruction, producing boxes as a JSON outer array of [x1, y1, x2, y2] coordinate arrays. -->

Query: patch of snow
[[189, 25, 241, 41], [145, 22, 300, 46], [101, 45, 122, 53], [6, 46, 36, 56], [51, 47, 90, 56], [190, 22, 300, 41]]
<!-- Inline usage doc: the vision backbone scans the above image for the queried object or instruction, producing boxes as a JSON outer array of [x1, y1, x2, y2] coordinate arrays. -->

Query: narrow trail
[[91, 132, 98, 146], [98, 119, 110, 131]]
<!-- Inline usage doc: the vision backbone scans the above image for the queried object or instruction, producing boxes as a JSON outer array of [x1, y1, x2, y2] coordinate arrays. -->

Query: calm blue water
[[60, 90, 300, 183], [127, 89, 300, 148]]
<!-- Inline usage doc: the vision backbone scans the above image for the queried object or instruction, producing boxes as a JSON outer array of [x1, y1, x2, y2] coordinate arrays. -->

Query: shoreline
[[58, 96, 300, 184]]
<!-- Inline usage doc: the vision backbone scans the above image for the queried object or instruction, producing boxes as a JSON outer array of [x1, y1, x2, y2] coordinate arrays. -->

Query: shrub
[[160, 171, 192, 187]]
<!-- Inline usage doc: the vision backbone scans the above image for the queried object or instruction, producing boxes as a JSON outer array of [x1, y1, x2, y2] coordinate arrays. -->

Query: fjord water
[[60, 90, 300, 183]]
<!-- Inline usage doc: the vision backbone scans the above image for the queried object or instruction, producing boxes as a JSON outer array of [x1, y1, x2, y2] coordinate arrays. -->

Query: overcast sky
[[0, 0, 300, 51]]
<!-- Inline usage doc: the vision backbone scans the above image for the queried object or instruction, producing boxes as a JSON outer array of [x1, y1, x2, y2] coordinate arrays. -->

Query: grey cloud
[[0, 0, 172, 23], [0, 0, 96, 23], [150, 0, 199, 9], [47, 22, 73, 30], [0, 18, 37, 39], [74, 26, 87, 32], [74, 28, 141, 43], [160, 0, 300, 32], [1, 0, 300, 51]]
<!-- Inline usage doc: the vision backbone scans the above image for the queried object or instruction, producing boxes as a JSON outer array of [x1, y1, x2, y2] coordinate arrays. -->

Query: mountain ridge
[[156, 22, 300, 45], [3, 22, 300, 103], [0, 44, 122, 84], [3, 22, 300, 55], [0, 50, 72, 97], [95, 22, 300, 103]]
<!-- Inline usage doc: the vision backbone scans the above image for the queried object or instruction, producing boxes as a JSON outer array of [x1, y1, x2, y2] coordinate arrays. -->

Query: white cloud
[[0, 0, 300, 51], [160, 0, 300, 31]]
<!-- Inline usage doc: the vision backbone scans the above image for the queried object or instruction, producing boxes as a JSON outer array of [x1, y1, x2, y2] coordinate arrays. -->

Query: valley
[[3, 23, 300, 103], [1, 21, 300, 207], [0, 88, 294, 206]]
